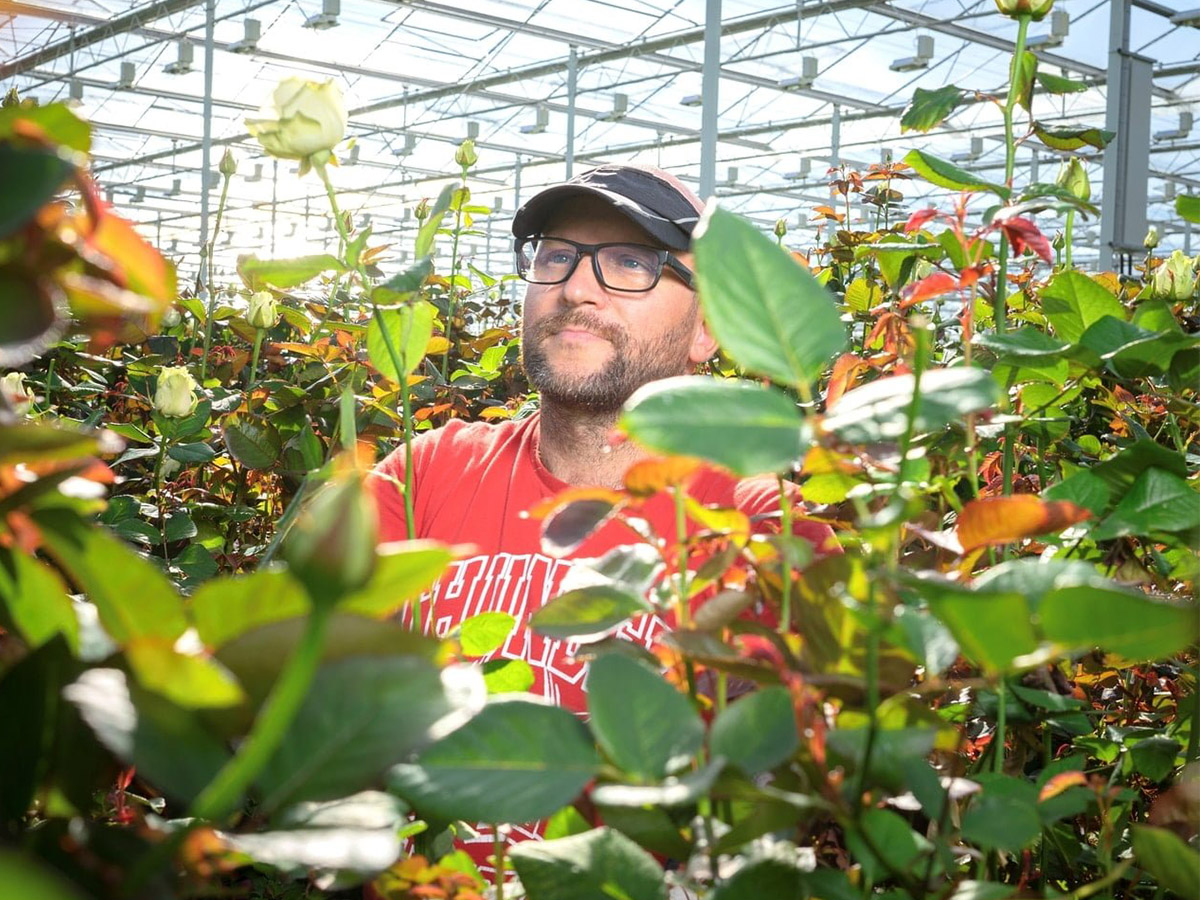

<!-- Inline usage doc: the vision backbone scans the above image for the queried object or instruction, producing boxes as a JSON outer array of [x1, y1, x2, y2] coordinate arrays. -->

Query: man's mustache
[[525, 311, 625, 346]]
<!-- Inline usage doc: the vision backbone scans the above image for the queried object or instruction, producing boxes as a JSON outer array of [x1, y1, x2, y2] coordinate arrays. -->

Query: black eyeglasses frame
[[513, 236, 694, 292]]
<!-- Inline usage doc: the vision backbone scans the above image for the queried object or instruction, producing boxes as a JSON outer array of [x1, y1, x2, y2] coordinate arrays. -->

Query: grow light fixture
[[1163, 181, 1176, 202], [245, 163, 264, 182], [230, 18, 261, 54], [67, 79, 83, 104], [1169, 8, 1200, 27], [784, 158, 811, 180], [723, 167, 739, 186], [163, 40, 194, 75], [393, 133, 416, 157], [132, 186, 145, 203], [117, 61, 135, 89], [778, 56, 819, 90], [345, 144, 360, 165], [890, 35, 933, 72], [467, 121, 480, 140], [305, 0, 340, 31], [1027, 9, 1069, 48], [952, 137, 984, 162], [520, 105, 549, 135], [598, 93, 628, 122], [680, 94, 702, 107], [1154, 111, 1193, 141], [167, 178, 181, 197], [493, 196, 504, 212]]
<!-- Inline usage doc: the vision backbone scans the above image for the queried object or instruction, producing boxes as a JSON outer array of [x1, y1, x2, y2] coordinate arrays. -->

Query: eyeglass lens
[[518, 238, 665, 291]]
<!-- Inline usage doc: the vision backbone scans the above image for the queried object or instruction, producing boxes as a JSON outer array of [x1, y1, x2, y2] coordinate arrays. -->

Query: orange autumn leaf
[[956, 495, 1092, 551], [825, 353, 873, 410], [88, 206, 176, 304], [1039, 770, 1088, 802], [623, 455, 702, 497], [899, 272, 958, 309]]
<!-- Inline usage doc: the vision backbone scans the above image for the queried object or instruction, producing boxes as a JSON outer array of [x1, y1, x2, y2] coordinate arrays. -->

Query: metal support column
[[270, 159, 278, 257], [197, 0, 215, 286], [565, 45, 577, 179], [830, 103, 841, 168], [1099, 0, 1152, 272], [698, 0, 721, 200]]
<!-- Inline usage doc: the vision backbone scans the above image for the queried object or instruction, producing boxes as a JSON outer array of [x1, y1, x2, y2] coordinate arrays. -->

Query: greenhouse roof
[[4, 0, 1198, 278]]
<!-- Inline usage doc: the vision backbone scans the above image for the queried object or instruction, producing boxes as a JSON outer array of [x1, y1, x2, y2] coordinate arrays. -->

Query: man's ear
[[688, 316, 719, 365]]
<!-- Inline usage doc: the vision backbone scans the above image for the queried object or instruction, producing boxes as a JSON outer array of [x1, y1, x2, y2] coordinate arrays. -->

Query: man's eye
[[615, 251, 653, 271]]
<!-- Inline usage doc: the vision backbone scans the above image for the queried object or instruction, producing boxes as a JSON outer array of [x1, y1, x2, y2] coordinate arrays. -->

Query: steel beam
[[698, 0, 722, 199]]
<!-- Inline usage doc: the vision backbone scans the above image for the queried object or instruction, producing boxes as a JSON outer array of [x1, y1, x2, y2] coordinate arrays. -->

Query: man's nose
[[561, 252, 608, 306]]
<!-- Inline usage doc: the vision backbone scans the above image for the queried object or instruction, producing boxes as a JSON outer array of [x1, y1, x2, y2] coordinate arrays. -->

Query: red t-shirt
[[368, 412, 835, 870]]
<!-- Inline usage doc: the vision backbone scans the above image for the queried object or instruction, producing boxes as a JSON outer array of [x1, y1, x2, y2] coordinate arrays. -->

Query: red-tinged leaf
[[541, 497, 621, 557], [624, 456, 703, 497], [825, 353, 873, 410], [900, 272, 958, 308], [998, 216, 1053, 264], [957, 495, 1093, 551], [812, 205, 845, 223], [958, 265, 990, 289], [905, 208, 939, 233], [87, 207, 176, 304], [1039, 771, 1089, 802]]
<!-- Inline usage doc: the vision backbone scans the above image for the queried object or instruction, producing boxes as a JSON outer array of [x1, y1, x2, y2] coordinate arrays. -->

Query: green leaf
[[65, 667, 230, 805], [0, 102, 91, 152], [922, 582, 1038, 674], [1032, 122, 1116, 151], [1177, 194, 1200, 224], [1091, 467, 1200, 540], [961, 776, 1042, 852], [1132, 826, 1200, 900], [0, 548, 79, 653], [388, 697, 599, 823], [34, 509, 186, 644], [221, 412, 282, 470], [844, 276, 884, 311], [844, 808, 930, 884], [124, 638, 245, 709], [975, 327, 1069, 364], [0, 850, 86, 900], [166, 441, 215, 464], [822, 368, 999, 444], [0, 269, 60, 367], [1170, 346, 1200, 393], [237, 253, 345, 291], [0, 421, 110, 466], [902, 149, 1009, 199], [222, 791, 407, 884], [587, 654, 704, 780], [1036, 71, 1089, 94], [1013, 51, 1037, 111], [694, 205, 846, 389], [1127, 735, 1182, 782], [530, 585, 651, 642], [709, 854, 808, 900], [0, 145, 74, 238], [709, 686, 798, 774], [1038, 582, 1198, 660], [367, 301, 436, 384], [258, 655, 484, 812], [509, 827, 667, 900], [459, 611, 516, 656], [340, 543, 455, 619], [482, 658, 535, 693], [378, 257, 433, 294], [1042, 470, 1111, 515], [414, 184, 456, 258], [621, 376, 806, 476], [1040, 270, 1125, 342], [190, 568, 309, 648], [590, 758, 722, 809], [900, 85, 964, 133], [153, 398, 210, 442]]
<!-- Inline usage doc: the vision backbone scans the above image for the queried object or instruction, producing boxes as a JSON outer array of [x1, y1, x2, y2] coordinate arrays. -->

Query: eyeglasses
[[514, 236, 694, 292]]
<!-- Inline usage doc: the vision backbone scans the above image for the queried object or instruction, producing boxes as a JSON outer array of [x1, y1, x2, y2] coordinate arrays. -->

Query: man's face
[[520, 197, 716, 413]]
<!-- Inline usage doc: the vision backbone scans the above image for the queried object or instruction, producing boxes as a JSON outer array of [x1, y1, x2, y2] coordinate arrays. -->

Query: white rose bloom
[[154, 366, 199, 418], [1, 371, 32, 415], [247, 291, 280, 330], [245, 78, 348, 161]]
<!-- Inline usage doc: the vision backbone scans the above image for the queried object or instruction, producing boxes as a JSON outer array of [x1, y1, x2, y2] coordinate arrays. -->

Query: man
[[371, 163, 833, 712]]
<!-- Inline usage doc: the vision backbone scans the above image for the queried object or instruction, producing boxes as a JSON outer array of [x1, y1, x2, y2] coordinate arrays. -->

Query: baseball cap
[[511, 164, 702, 250]]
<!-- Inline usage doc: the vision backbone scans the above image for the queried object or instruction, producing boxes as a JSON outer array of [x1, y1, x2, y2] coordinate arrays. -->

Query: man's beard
[[521, 308, 697, 413]]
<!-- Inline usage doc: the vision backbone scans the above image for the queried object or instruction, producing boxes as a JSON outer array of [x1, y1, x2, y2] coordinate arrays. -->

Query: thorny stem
[[997, 14, 1031, 499], [154, 439, 171, 565], [200, 171, 232, 381], [246, 328, 264, 395], [993, 678, 1008, 775]]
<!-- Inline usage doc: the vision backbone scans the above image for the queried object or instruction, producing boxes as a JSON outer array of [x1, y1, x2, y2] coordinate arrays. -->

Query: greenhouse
[[1, 0, 1198, 898]]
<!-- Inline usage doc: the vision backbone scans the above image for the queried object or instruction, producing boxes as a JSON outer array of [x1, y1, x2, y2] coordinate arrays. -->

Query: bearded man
[[371, 163, 833, 712]]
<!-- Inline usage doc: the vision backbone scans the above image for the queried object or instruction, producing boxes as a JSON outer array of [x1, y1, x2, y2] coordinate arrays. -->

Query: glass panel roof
[[5, 0, 1198, 279]]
